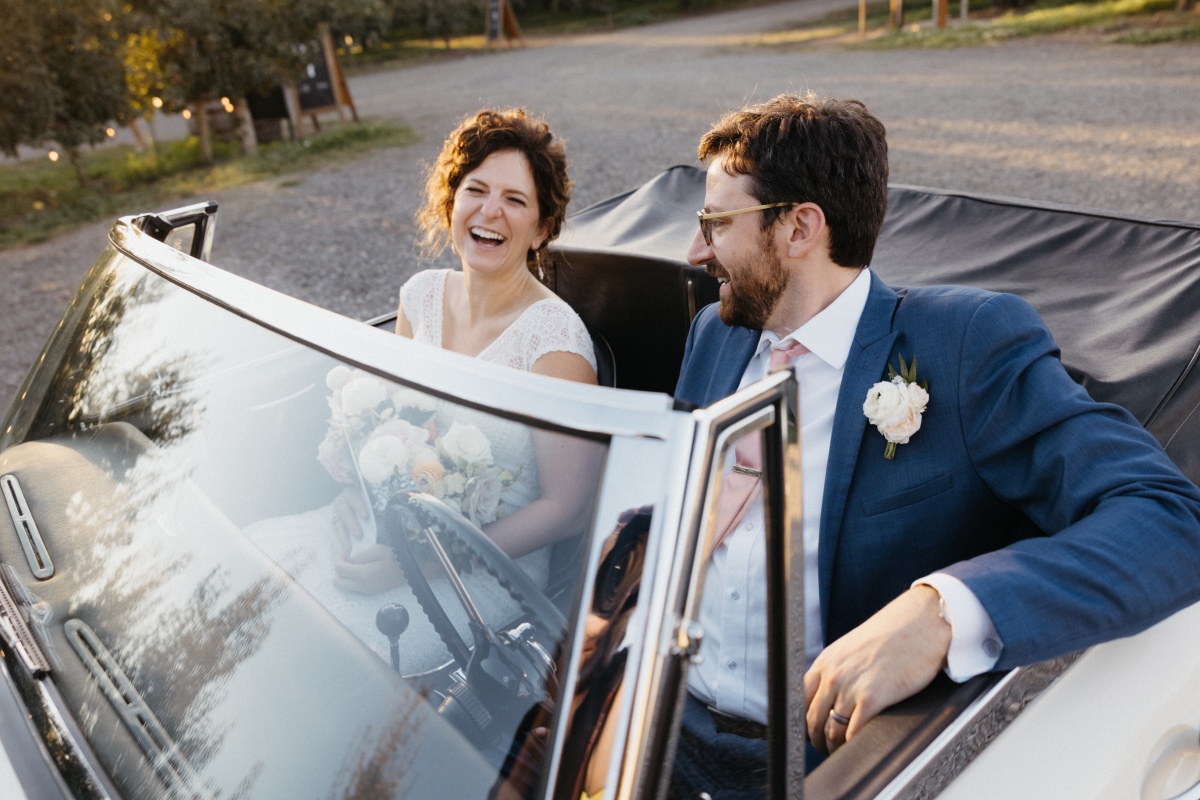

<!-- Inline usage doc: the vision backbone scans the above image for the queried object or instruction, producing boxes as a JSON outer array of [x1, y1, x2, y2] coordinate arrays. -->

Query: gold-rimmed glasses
[[697, 202, 797, 247]]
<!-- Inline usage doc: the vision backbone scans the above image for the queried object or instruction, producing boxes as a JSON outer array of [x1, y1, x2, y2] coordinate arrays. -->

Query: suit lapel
[[703, 324, 760, 406], [818, 274, 901, 637]]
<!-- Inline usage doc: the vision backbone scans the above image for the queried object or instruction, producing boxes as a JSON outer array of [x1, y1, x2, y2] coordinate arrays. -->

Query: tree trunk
[[233, 97, 258, 156], [66, 147, 92, 189], [196, 102, 213, 163], [128, 118, 147, 154], [1179, 0, 1195, 12]]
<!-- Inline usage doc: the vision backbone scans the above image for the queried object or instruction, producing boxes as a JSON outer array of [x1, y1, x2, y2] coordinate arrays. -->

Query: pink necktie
[[709, 340, 809, 553]]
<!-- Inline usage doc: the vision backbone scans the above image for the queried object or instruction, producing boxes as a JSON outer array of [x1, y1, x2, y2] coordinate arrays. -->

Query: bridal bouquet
[[317, 366, 518, 528]]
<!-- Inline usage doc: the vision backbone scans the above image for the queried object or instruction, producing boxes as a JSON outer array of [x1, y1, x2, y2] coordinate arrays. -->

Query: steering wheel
[[378, 491, 568, 747]]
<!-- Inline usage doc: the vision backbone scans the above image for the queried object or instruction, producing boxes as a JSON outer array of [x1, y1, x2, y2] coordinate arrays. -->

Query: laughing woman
[[331, 108, 602, 595]]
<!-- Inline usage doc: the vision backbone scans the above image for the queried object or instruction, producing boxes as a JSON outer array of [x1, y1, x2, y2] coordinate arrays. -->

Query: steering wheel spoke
[[378, 491, 567, 740]]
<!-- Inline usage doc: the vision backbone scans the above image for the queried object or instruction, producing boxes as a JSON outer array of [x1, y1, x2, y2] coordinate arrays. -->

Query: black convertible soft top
[[550, 165, 1200, 485]]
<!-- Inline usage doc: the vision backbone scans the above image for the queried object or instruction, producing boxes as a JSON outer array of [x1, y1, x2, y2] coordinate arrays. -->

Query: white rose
[[392, 388, 437, 413], [358, 436, 409, 485], [863, 379, 910, 428], [905, 381, 930, 414], [325, 365, 354, 391], [879, 407, 923, 444], [340, 376, 389, 417], [410, 446, 440, 468], [439, 422, 493, 466], [464, 469, 504, 526]]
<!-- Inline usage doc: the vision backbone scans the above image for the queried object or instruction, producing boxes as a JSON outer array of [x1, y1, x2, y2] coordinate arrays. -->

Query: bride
[[248, 109, 602, 670]]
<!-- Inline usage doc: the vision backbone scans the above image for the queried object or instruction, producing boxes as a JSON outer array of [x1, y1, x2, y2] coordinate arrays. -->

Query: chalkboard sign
[[297, 43, 336, 111], [487, 0, 502, 41]]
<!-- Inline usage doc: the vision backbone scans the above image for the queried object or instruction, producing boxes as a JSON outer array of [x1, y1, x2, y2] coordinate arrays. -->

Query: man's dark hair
[[698, 93, 888, 268]]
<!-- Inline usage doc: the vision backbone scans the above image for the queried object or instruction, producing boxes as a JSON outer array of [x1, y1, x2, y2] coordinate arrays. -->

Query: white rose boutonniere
[[863, 354, 929, 460]]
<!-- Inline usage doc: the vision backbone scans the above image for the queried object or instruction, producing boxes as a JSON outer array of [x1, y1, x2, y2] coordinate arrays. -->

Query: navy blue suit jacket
[[675, 272, 1200, 670]]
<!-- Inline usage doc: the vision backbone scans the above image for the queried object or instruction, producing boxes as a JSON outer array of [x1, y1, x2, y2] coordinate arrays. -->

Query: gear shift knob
[[375, 603, 410, 673]]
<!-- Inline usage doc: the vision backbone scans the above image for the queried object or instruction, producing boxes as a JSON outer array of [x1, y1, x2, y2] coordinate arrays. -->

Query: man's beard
[[709, 234, 790, 330]]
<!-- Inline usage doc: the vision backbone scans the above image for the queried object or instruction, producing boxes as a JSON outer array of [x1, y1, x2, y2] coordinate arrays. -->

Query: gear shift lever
[[375, 603, 410, 674]]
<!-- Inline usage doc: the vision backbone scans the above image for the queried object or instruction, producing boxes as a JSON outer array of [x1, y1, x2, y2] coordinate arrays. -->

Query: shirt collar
[[755, 268, 872, 370]]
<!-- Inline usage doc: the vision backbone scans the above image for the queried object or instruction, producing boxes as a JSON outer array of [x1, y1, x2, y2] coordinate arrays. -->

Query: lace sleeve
[[399, 270, 448, 346], [520, 301, 598, 373]]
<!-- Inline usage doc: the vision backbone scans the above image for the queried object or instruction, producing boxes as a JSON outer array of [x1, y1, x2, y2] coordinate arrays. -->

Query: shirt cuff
[[914, 573, 1003, 682]]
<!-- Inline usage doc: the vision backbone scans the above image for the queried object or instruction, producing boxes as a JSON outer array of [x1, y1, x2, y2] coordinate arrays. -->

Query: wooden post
[[961, 0, 969, 21], [890, 0, 905, 28], [284, 84, 304, 141], [935, 0, 947, 27], [859, 0, 868, 37], [319, 24, 346, 124]]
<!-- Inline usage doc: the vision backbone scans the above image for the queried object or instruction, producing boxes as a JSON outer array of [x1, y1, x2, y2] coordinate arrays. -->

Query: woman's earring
[[536, 249, 546, 281]]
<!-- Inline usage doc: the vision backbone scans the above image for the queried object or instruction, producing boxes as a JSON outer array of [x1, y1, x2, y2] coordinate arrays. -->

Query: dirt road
[[2, 0, 1197, 409]]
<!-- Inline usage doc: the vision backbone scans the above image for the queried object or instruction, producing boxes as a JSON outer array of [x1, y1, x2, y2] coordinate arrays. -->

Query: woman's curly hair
[[417, 108, 572, 261]]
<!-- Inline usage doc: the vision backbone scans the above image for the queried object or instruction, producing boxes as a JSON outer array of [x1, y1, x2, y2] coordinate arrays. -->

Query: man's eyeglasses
[[696, 202, 797, 247]]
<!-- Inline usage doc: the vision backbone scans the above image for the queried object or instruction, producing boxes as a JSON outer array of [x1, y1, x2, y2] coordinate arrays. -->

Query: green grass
[[853, 0, 1188, 48], [1115, 16, 1200, 41], [752, 0, 1197, 48], [0, 122, 417, 249]]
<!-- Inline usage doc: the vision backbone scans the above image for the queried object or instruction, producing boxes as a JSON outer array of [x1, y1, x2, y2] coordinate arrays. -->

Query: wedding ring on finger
[[828, 709, 851, 726]]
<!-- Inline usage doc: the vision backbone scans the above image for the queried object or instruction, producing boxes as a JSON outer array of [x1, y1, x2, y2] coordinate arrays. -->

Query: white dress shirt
[[687, 269, 1002, 725]]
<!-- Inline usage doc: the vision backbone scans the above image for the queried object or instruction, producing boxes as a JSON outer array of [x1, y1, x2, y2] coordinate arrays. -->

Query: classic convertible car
[[1, 166, 1198, 800]]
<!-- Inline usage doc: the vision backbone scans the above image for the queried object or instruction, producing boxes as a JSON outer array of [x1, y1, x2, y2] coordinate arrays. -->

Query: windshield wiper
[[0, 566, 51, 677]]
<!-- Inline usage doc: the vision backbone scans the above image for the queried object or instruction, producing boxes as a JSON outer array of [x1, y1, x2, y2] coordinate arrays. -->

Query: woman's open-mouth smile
[[470, 226, 507, 248]]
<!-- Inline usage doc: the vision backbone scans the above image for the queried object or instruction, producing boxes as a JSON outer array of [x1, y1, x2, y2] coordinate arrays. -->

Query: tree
[[127, 0, 362, 160], [394, 0, 480, 48], [0, 0, 130, 185]]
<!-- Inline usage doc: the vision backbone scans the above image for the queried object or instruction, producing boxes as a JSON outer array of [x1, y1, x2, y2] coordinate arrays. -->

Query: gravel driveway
[[2, 0, 1198, 411]]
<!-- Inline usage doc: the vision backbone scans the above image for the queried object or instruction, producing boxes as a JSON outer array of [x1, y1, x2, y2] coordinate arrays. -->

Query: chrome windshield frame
[[603, 370, 804, 800], [106, 217, 678, 444]]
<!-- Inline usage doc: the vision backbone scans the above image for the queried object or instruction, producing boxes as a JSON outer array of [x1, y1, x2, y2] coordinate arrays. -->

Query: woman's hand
[[333, 487, 370, 558], [333, 544, 405, 595]]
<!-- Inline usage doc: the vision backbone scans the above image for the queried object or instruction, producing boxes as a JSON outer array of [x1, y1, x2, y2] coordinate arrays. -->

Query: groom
[[671, 93, 1200, 793]]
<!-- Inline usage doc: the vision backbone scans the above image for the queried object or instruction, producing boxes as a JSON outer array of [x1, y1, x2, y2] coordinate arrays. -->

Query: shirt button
[[983, 639, 1001, 659], [743, 522, 753, 530], [727, 660, 738, 671], [730, 590, 740, 601]]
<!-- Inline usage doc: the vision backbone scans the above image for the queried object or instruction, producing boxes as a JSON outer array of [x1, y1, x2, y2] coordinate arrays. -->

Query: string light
[[48, 151, 59, 162]]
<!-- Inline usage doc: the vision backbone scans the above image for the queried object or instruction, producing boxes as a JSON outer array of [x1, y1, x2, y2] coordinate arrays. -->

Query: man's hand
[[804, 585, 952, 755]]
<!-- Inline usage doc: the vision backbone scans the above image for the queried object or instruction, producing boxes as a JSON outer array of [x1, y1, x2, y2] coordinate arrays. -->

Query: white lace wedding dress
[[246, 269, 596, 673]]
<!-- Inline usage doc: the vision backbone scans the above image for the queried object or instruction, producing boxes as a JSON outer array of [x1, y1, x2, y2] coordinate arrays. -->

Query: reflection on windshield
[[0, 254, 611, 799]]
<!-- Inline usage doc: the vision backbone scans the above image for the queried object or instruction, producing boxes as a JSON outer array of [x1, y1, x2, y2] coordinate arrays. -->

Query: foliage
[[0, 0, 130, 182], [393, 0, 482, 46]]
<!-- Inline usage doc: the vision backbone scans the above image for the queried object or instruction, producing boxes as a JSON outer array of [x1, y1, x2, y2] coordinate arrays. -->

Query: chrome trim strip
[[1, 475, 54, 579], [769, 376, 805, 797], [107, 217, 678, 442], [64, 619, 215, 800], [615, 371, 795, 800], [877, 652, 1083, 800]]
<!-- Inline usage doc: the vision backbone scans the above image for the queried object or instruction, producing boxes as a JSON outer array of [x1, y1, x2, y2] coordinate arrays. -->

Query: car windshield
[[0, 242, 626, 799]]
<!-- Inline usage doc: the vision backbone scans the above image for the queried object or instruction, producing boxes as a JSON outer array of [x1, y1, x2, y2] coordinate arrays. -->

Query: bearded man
[[670, 93, 1200, 797]]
